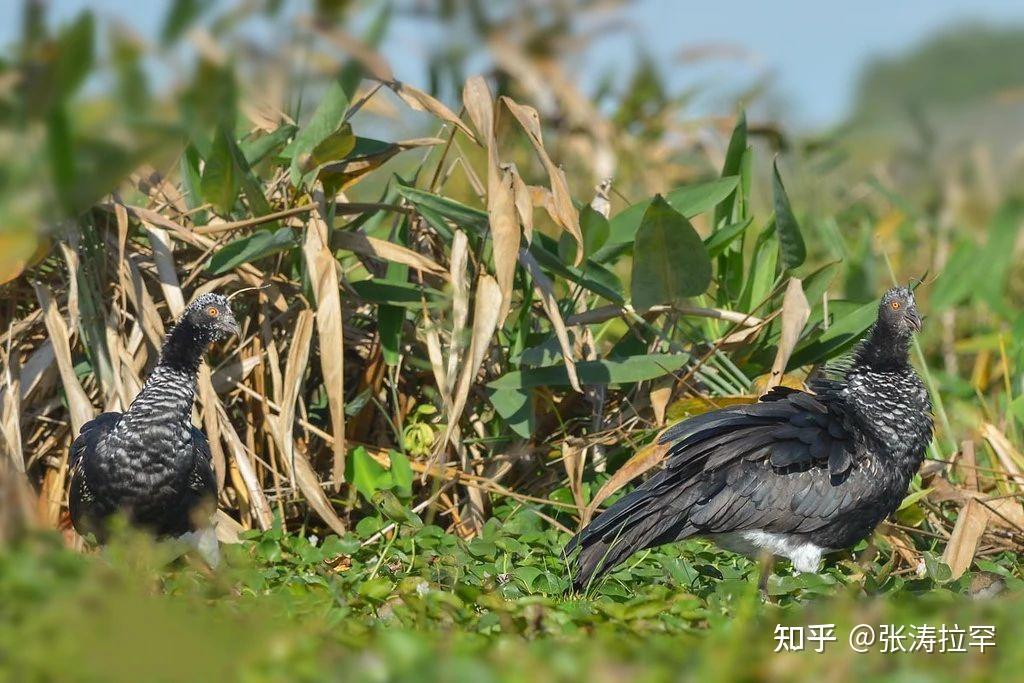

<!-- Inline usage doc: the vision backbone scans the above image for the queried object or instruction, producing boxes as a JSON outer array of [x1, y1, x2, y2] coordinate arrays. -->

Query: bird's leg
[[757, 551, 775, 601]]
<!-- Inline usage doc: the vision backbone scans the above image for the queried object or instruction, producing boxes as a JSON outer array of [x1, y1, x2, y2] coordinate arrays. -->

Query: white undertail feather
[[712, 531, 828, 573], [177, 525, 221, 568]]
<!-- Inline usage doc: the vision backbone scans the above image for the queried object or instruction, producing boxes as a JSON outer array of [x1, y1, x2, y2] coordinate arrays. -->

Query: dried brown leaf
[[650, 378, 673, 427], [980, 422, 1024, 486], [765, 277, 809, 392], [34, 284, 92, 434], [334, 230, 448, 279], [446, 230, 470, 398], [0, 348, 23, 470], [509, 165, 533, 243], [391, 81, 477, 143], [519, 250, 580, 393], [215, 402, 273, 530], [561, 442, 585, 518], [491, 165, 521, 323], [501, 96, 583, 263], [438, 275, 503, 452], [943, 497, 990, 579], [272, 309, 347, 535], [304, 201, 347, 489], [462, 75, 495, 146]]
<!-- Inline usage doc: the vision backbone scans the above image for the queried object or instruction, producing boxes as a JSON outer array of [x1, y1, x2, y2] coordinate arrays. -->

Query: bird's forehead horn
[[908, 269, 929, 293]]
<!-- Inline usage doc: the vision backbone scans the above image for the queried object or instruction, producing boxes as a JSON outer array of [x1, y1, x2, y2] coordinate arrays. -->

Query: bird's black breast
[[840, 366, 933, 467]]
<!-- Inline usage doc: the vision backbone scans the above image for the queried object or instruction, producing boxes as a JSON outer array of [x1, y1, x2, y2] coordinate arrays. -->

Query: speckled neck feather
[[851, 322, 912, 372], [114, 316, 213, 441]]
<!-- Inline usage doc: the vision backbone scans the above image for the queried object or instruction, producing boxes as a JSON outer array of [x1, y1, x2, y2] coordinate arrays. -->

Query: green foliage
[[7, 4, 1024, 679], [854, 23, 1024, 121], [285, 81, 352, 186], [488, 354, 690, 390], [2, 523, 1022, 681], [771, 159, 807, 271], [207, 228, 298, 274], [630, 195, 712, 308]]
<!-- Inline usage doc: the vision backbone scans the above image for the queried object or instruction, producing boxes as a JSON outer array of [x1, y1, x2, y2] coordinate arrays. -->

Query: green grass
[[2, 508, 1022, 682]]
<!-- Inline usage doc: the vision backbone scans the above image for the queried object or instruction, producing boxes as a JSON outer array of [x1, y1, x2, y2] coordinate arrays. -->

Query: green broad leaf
[[349, 279, 446, 307], [977, 200, 1023, 309], [562, 207, 611, 263], [201, 125, 240, 216], [929, 240, 978, 309], [357, 577, 393, 601], [704, 218, 753, 258], [512, 566, 544, 592], [488, 353, 688, 390], [898, 488, 933, 511], [287, 80, 350, 186], [802, 261, 841, 311], [630, 196, 712, 309], [1009, 394, 1024, 424], [487, 387, 535, 438], [582, 206, 611, 256], [771, 159, 806, 270], [379, 304, 404, 366], [607, 177, 739, 245], [225, 129, 274, 220], [349, 446, 389, 502], [46, 107, 74, 210], [737, 220, 779, 312], [208, 228, 297, 274], [161, 0, 205, 46], [46, 11, 95, 110], [179, 144, 205, 215], [240, 123, 297, 166], [350, 278, 446, 309], [387, 450, 414, 498], [717, 145, 754, 300], [922, 551, 953, 584], [788, 299, 877, 368], [530, 234, 624, 304], [396, 184, 489, 232], [308, 123, 356, 170], [714, 112, 747, 227]]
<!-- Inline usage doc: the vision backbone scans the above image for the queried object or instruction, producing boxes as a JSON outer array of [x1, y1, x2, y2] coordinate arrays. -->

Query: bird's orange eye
[[891, 301, 901, 310], [208, 307, 219, 317]]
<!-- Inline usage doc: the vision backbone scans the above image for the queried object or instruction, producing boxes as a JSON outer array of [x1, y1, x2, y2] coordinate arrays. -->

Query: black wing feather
[[69, 412, 122, 536], [567, 386, 869, 589]]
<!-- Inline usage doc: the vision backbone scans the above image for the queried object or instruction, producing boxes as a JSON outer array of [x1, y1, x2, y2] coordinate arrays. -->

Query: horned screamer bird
[[69, 293, 239, 564], [566, 285, 932, 592]]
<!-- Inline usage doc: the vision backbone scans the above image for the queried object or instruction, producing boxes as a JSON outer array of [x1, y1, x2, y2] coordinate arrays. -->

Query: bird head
[[878, 286, 922, 337], [184, 293, 240, 340]]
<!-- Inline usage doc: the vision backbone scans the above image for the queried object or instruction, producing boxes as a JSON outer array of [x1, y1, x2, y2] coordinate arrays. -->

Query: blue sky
[[7, 0, 1024, 127]]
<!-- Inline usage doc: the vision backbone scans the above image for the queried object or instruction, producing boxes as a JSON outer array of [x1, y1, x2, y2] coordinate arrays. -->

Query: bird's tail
[[564, 485, 691, 593]]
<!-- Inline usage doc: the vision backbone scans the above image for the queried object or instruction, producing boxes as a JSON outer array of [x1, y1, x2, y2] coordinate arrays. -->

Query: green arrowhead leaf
[[772, 158, 806, 270], [607, 176, 739, 245], [630, 195, 712, 309]]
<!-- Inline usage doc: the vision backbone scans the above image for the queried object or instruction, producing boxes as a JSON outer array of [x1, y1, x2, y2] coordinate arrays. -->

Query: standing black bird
[[566, 286, 933, 591], [69, 293, 239, 562]]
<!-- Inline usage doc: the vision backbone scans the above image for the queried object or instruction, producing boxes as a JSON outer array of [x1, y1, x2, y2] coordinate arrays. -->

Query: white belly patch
[[711, 530, 829, 573]]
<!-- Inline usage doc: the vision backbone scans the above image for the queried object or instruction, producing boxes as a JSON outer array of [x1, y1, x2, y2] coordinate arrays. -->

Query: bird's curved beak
[[906, 308, 923, 332], [222, 314, 240, 337]]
